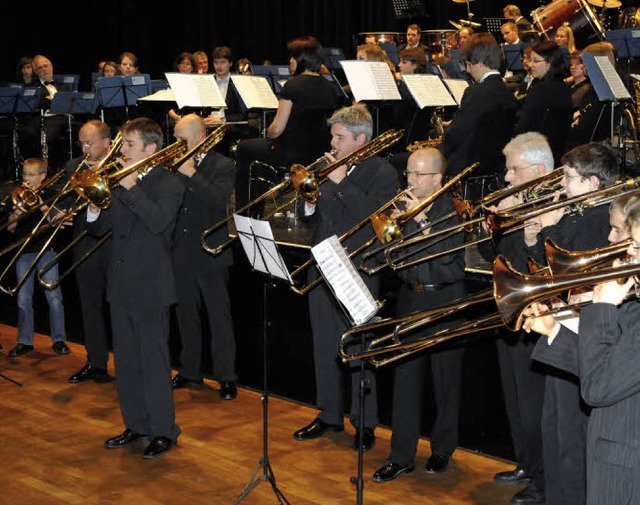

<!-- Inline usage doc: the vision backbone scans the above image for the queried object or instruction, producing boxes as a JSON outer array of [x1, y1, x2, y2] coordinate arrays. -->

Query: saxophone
[[406, 107, 445, 152]]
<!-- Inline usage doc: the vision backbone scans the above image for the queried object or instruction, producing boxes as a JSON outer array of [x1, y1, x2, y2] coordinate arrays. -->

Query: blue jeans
[[16, 251, 66, 345]]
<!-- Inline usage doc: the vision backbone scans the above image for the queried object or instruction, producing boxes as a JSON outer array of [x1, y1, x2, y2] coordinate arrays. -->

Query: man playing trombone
[[371, 147, 467, 482], [86, 117, 185, 459], [292, 104, 398, 451], [63, 119, 114, 384], [170, 114, 237, 400]]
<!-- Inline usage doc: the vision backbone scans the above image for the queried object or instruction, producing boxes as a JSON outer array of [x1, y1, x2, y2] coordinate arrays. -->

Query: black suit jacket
[[442, 74, 517, 176], [86, 165, 185, 306], [172, 150, 235, 273]]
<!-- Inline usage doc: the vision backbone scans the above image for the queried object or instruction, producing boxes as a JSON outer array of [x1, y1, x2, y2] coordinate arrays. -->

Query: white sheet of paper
[[402, 74, 457, 108], [230, 75, 279, 109], [340, 60, 402, 102], [165, 73, 227, 109]]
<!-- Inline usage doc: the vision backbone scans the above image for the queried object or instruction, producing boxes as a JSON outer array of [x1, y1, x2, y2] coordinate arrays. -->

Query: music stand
[[483, 17, 510, 39], [53, 74, 80, 92], [95, 76, 127, 109], [604, 29, 640, 90], [232, 215, 291, 505], [0, 87, 23, 178], [503, 44, 527, 72], [123, 73, 153, 106], [251, 65, 293, 96], [323, 47, 346, 71], [391, 0, 426, 19]]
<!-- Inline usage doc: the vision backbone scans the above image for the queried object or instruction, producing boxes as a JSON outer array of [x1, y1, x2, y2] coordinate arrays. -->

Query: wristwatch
[[418, 218, 429, 229]]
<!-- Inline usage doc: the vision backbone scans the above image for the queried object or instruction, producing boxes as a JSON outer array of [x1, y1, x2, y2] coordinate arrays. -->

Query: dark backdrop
[[0, 0, 549, 87]]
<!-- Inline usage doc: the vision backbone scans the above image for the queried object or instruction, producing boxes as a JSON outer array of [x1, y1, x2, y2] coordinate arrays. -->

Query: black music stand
[[391, 0, 426, 19], [50, 91, 99, 161], [605, 29, 640, 90], [323, 47, 346, 71], [483, 17, 510, 39], [0, 87, 23, 179], [251, 65, 293, 96], [232, 215, 291, 505], [503, 44, 527, 73]]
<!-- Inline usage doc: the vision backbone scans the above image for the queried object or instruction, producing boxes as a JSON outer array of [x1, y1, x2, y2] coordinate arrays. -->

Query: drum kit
[[532, 0, 609, 47]]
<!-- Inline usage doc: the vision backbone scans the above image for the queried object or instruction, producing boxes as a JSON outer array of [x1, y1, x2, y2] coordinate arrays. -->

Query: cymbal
[[449, 19, 463, 29], [586, 0, 621, 8]]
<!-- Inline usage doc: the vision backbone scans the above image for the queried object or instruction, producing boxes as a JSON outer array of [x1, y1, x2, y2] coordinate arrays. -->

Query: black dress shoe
[[142, 436, 176, 459], [219, 381, 237, 400], [8, 343, 34, 357], [293, 418, 344, 440], [104, 429, 149, 449], [68, 363, 112, 384], [171, 374, 203, 390], [354, 427, 375, 451], [52, 341, 70, 355], [495, 467, 530, 484], [425, 454, 449, 473], [372, 461, 415, 482], [510, 483, 545, 505]]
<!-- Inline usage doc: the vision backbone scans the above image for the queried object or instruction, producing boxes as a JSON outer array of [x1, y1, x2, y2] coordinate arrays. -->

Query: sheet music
[[138, 89, 176, 102], [233, 215, 292, 283], [340, 60, 402, 102], [443, 79, 469, 105], [402, 74, 457, 108], [230, 75, 279, 109], [581, 53, 632, 101], [312, 235, 379, 326], [165, 72, 227, 109]]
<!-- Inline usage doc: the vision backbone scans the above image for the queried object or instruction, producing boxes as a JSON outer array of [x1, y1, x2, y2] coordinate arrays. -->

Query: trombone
[[35, 126, 226, 289], [359, 167, 565, 275], [200, 128, 405, 256]]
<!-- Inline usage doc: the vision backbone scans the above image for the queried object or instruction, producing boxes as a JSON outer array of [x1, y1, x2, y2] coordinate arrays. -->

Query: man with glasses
[[441, 33, 517, 200], [372, 146, 467, 482], [522, 141, 617, 505], [479, 131, 554, 505], [63, 119, 114, 384]]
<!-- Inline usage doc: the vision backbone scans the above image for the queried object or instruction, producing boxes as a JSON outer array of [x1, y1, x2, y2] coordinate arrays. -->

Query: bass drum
[[532, 0, 605, 48]]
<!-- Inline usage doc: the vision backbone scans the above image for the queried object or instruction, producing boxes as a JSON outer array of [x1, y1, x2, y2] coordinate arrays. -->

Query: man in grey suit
[[525, 194, 640, 504], [86, 117, 185, 459]]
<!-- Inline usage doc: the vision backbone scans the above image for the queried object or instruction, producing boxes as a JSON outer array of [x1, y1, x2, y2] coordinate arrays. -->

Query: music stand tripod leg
[[350, 333, 368, 505], [233, 279, 290, 505]]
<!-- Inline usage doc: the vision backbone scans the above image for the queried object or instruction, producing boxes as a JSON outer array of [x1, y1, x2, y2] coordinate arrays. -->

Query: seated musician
[[233, 35, 338, 214], [371, 147, 467, 482]]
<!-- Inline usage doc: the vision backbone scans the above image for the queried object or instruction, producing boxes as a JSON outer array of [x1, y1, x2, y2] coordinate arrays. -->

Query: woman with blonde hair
[[555, 25, 577, 52]]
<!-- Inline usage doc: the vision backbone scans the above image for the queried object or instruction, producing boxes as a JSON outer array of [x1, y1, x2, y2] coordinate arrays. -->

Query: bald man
[[170, 114, 238, 400], [373, 148, 467, 482]]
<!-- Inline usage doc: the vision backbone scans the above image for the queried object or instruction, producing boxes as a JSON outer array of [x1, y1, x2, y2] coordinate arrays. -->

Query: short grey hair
[[503, 132, 554, 172], [327, 105, 373, 141]]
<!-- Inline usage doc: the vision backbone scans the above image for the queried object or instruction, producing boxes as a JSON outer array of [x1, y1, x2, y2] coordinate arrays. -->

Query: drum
[[532, 0, 604, 48], [357, 32, 401, 45], [422, 29, 459, 57]]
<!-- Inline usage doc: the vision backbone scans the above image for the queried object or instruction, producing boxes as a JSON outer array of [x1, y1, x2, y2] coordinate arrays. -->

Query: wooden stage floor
[[0, 324, 523, 504]]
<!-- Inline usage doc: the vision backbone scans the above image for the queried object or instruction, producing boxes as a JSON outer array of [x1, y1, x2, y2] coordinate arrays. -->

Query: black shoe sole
[[372, 466, 415, 482]]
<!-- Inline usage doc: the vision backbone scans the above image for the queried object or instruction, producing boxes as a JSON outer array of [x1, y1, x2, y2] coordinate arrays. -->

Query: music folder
[[402, 74, 458, 109], [311, 235, 379, 326], [339, 60, 402, 102], [164, 72, 227, 109]]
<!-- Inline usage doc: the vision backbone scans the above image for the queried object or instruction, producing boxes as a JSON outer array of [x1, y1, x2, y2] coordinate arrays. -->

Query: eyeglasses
[[505, 163, 538, 174], [404, 171, 437, 177], [529, 58, 547, 64], [77, 141, 94, 148]]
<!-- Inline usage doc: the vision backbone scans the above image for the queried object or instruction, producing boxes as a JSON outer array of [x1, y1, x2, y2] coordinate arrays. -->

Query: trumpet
[[201, 129, 405, 256]]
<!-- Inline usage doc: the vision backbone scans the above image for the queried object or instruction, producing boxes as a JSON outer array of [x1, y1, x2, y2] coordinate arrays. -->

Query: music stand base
[[233, 457, 290, 505], [0, 371, 23, 387]]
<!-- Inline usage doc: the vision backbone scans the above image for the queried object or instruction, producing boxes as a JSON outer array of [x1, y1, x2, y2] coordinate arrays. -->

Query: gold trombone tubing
[[201, 129, 405, 256]]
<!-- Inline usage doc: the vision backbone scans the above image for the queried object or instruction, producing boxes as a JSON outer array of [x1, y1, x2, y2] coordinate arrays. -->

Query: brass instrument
[[359, 167, 565, 275], [487, 177, 640, 232], [167, 124, 226, 172], [406, 107, 445, 152], [338, 288, 502, 366], [289, 186, 413, 296], [201, 129, 405, 256], [11, 169, 65, 213], [545, 237, 632, 275], [493, 253, 640, 331], [70, 138, 187, 209]]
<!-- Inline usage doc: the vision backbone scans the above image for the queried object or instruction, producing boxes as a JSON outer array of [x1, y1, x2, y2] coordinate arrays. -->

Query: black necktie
[[44, 80, 55, 85]]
